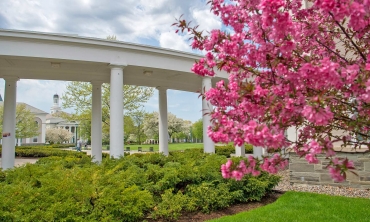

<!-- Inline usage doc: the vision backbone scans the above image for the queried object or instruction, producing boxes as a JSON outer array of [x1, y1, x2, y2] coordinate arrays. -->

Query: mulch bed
[[149, 191, 284, 222]]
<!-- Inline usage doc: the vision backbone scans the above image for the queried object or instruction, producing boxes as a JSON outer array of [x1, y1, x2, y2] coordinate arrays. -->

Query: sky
[[0, 0, 223, 123]]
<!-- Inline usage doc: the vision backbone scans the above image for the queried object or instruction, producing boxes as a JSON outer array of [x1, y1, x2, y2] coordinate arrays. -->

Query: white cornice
[[0, 28, 203, 60]]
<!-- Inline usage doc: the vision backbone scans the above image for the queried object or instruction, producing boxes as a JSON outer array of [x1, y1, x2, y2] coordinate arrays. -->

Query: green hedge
[[214, 144, 253, 157], [48, 143, 76, 148], [0, 150, 280, 221], [0, 144, 75, 149], [0, 147, 87, 158]]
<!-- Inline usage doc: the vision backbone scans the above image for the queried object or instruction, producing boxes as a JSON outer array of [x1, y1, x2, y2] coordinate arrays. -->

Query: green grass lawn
[[102, 143, 204, 151], [209, 191, 370, 222]]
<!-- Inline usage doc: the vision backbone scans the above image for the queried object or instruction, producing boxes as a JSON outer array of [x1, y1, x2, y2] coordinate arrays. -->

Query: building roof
[[0, 101, 48, 114]]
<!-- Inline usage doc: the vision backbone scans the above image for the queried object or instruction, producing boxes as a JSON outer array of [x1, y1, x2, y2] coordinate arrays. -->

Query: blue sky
[[0, 0, 222, 123]]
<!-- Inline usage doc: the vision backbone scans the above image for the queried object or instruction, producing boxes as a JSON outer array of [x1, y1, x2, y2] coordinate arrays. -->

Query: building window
[[33, 137, 38, 143]]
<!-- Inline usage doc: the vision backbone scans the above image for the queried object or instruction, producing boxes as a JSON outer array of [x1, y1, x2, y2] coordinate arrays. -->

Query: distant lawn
[[209, 191, 370, 222], [102, 143, 204, 151]]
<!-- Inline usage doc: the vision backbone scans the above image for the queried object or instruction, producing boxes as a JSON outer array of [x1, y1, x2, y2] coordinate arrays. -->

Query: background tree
[[0, 104, 39, 140], [143, 112, 159, 140], [61, 82, 154, 143], [168, 113, 186, 142], [131, 110, 147, 145], [191, 119, 203, 143], [123, 115, 135, 143], [143, 112, 189, 142], [45, 128, 73, 144], [15, 104, 40, 140], [175, 0, 370, 180]]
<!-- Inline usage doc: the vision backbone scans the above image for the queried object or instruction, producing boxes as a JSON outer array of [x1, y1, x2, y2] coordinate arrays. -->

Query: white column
[[1, 76, 18, 169], [235, 144, 245, 157], [91, 81, 103, 163], [253, 146, 264, 159], [41, 123, 46, 143], [202, 77, 215, 153], [158, 87, 169, 156], [287, 127, 297, 143], [109, 66, 124, 158]]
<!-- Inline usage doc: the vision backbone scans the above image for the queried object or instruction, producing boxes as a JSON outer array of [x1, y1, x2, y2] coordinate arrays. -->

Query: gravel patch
[[274, 170, 370, 199]]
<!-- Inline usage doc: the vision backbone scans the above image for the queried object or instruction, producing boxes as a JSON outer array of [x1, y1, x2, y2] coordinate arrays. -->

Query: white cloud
[[192, 8, 222, 32], [0, 79, 72, 113], [159, 31, 192, 52], [0, 0, 215, 122]]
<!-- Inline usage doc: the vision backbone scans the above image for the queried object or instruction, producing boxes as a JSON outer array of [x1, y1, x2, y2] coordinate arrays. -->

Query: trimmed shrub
[[0, 151, 280, 221], [0, 147, 87, 158]]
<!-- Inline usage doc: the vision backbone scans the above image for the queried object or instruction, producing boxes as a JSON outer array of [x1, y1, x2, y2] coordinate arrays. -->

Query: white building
[[0, 93, 78, 145], [45, 94, 79, 144]]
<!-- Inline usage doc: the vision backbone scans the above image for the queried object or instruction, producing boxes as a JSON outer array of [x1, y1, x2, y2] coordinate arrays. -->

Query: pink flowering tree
[[174, 0, 370, 182]]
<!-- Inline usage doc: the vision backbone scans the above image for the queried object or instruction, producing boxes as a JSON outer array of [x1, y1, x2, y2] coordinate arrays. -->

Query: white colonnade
[[202, 77, 215, 153], [1, 76, 18, 170], [91, 80, 103, 163], [158, 87, 169, 156], [109, 65, 125, 158]]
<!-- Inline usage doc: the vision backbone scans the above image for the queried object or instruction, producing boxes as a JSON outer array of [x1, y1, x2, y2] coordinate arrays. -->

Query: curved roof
[[0, 29, 228, 92]]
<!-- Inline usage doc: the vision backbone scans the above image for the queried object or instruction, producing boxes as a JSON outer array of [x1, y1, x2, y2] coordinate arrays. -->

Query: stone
[[320, 174, 333, 183], [364, 162, 370, 171], [355, 162, 364, 171], [358, 158, 370, 162], [321, 161, 331, 166], [346, 171, 359, 182], [357, 172, 370, 177], [305, 181, 322, 185], [351, 181, 370, 185], [314, 164, 322, 170], [290, 163, 315, 172], [360, 176, 370, 181], [291, 172, 320, 182]]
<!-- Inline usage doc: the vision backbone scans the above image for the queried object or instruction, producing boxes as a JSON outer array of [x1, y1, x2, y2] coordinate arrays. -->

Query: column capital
[[156, 86, 168, 91], [91, 80, 104, 86], [109, 64, 127, 69], [202, 76, 213, 80], [3, 76, 19, 82]]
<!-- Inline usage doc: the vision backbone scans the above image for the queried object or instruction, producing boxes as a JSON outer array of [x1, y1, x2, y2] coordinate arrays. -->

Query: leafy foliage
[[143, 111, 190, 141], [191, 119, 203, 141], [61, 82, 154, 142], [0, 103, 39, 139], [45, 128, 73, 144], [0, 150, 280, 221]]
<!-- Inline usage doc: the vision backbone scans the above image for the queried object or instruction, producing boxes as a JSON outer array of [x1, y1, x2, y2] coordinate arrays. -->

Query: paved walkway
[[0, 158, 39, 167]]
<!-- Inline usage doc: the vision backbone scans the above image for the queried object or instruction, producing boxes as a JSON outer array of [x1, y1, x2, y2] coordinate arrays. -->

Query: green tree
[[191, 119, 203, 143], [143, 112, 189, 142], [61, 82, 154, 142], [131, 110, 147, 145], [0, 103, 39, 140], [45, 128, 73, 144], [124, 115, 135, 143]]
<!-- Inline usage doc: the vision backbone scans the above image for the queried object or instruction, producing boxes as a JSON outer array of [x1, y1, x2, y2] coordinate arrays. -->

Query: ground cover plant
[[0, 150, 279, 221], [209, 191, 370, 222]]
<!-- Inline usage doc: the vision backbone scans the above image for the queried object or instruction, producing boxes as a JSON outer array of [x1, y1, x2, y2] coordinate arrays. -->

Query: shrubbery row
[[0, 149, 279, 221], [0, 143, 252, 159]]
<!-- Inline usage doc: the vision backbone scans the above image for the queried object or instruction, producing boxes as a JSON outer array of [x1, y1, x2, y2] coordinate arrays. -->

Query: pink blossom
[[175, 0, 370, 182]]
